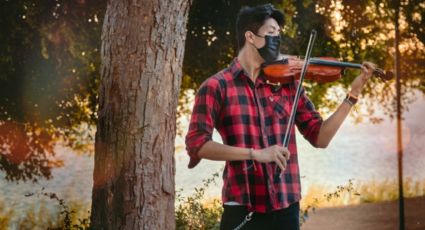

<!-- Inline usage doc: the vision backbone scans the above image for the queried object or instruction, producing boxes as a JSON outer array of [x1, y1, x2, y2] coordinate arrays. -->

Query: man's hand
[[350, 61, 376, 96], [252, 145, 290, 171]]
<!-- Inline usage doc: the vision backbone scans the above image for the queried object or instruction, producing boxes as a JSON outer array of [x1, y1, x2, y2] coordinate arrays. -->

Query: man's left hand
[[349, 61, 376, 96]]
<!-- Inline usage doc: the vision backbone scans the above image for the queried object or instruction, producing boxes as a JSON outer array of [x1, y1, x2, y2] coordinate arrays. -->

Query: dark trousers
[[220, 202, 300, 230]]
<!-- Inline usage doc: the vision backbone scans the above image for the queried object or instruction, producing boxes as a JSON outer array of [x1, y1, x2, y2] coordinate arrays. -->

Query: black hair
[[235, 3, 284, 51]]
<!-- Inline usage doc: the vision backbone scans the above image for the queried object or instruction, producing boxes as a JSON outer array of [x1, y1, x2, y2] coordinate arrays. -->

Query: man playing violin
[[185, 3, 376, 230]]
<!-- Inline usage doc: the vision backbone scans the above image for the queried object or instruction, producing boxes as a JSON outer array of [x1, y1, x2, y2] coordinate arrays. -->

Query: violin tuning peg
[[385, 71, 394, 80]]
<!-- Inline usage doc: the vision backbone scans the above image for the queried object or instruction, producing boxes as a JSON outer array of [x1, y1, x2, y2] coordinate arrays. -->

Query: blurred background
[[0, 0, 424, 229]]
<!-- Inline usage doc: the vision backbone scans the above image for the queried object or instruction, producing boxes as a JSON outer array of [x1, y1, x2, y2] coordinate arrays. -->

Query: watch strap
[[345, 92, 358, 106]]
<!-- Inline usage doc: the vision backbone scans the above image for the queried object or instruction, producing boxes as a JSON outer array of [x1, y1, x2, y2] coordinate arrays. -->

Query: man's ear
[[245, 31, 255, 45]]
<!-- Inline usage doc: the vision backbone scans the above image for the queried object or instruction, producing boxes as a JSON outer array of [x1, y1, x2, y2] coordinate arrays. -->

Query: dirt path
[[301, 196, 425, 230]]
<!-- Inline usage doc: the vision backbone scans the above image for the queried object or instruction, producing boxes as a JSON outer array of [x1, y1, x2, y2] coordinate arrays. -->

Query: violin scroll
[[373, 68, 393, 82]]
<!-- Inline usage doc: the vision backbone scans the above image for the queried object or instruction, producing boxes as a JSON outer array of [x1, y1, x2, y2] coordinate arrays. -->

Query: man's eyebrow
[[268, 25, 279, 31]]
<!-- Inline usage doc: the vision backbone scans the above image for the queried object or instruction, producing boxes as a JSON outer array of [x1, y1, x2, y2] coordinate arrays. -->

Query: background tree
[[315, 0, 425, 121], [0, 0, 423, 201], [0, 0, 105, 182], [182, 0, 425, 122], [89, 0, 191, 228]]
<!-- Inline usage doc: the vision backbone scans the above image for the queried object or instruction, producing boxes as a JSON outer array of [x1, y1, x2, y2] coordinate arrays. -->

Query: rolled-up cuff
[[186, 136, 211, 168], [309, 120, 323, 147], [188, 157, 201, 169]]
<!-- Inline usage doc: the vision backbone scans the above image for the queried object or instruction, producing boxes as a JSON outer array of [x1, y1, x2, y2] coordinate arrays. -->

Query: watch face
[[346, 94, 358, 105]]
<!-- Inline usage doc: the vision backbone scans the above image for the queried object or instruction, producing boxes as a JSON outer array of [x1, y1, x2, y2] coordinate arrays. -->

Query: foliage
[[181, 0, 425, 120], [0, 197, 90, 229], [0, 201, 13, 230], [24, 188, 90, 230], [301, 177, 425, 207], [0, 120, 63, 182], [175, 173, 362, 228], [1, 177, 423, 229], [356, 177, 425, 203], [299, 179, 359, 226], [0, 0, 103, 125], [175, 174, 425, 228], [175, 172, 223, 230], [0, 1, 423, 228], [17, 202, 62, 230], [315, 0, 425, 119], [0, 0, 105, 182], [0, 0, 424, 184]]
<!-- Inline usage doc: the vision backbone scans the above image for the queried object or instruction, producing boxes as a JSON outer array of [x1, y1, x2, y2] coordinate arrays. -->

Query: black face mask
[[254, 34, 281, 63]]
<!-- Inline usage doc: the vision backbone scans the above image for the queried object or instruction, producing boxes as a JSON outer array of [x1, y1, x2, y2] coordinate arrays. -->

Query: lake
[[1, 90, 424, 227]]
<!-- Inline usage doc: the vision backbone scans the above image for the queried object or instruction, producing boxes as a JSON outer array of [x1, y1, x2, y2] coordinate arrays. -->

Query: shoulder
[[199, 68, 234, 92]]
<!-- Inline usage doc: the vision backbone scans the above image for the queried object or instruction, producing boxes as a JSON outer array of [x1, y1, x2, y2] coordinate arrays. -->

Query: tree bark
[[91, 0, 190, 229]]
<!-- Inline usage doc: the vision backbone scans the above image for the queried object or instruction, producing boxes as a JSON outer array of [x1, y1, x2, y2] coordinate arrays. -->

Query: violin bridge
[[266, 80, 281, 86]]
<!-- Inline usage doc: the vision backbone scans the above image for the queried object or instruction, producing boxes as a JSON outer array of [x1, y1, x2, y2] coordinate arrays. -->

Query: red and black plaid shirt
[[185, 58, 323, 213]]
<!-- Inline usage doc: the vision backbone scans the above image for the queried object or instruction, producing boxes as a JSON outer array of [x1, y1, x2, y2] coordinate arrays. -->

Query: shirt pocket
[[269, 95, 291, 121]]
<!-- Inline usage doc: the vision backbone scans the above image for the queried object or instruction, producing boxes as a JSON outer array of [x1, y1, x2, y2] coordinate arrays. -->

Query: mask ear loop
[[254, 33, 265, 38], [246, 31, 262, 50]]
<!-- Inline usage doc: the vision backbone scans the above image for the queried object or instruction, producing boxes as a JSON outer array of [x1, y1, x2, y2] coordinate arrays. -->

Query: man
[[185, 3, 375, 230]]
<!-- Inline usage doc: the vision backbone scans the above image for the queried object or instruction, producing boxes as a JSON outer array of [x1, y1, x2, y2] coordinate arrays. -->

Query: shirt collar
[[229, 58, 267, 86], [228, 58, 244, 78]]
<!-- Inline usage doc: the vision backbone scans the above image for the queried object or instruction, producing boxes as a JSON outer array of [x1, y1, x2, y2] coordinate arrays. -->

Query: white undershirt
[[224, 201, 242, 206]]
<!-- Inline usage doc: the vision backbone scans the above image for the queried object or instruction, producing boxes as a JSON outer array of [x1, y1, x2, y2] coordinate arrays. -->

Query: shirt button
[[269, 96, 274, 102]]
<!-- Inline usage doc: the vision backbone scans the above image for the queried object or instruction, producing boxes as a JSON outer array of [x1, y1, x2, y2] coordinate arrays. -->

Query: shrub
[[175, 172, 223, 230]]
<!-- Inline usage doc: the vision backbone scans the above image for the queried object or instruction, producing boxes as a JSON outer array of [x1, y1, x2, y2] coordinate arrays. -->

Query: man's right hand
[[252, 145, 290, 171]]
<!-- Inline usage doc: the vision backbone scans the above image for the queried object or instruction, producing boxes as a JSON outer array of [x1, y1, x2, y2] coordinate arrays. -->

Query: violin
[[262, 56, 394, 85]]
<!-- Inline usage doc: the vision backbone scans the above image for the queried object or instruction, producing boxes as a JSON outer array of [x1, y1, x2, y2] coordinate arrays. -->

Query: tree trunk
[[91, 0, 190, 229]]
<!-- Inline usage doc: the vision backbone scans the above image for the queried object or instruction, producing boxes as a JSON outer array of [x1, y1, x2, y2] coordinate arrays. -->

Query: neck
[[237, 47, 263, 82]]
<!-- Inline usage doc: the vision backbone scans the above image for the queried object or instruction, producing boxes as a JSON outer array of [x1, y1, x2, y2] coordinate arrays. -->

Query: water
[[1, 92, 424, 226], [175, 93, 425, 197], [0, 148, 93, 227]]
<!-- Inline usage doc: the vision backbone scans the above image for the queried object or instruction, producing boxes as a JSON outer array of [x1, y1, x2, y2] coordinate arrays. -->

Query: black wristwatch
[[344, 92, 358, 106]]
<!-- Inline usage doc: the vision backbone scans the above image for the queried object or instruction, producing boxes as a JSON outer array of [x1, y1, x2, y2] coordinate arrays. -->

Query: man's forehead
[[266, 24, 279, 30], [261, 18, 280, 29]]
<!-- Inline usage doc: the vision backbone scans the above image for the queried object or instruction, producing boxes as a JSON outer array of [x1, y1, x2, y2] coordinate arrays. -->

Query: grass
[[0, 200, 90, 230], [0, 201, 13, 230], [301, 177, 425, 209], [0, 177, 423, 229]]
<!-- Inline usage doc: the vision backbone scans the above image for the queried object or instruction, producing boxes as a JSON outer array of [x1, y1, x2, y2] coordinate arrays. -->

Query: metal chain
[[233, 212, 253, 230]]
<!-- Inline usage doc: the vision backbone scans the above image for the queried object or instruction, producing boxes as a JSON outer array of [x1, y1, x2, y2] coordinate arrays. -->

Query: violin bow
[[279, 30, 317, 175]]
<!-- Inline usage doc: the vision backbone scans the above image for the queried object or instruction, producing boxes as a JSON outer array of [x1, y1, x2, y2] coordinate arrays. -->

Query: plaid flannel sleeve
[[185, 77, 223, 168], [295, 86, 323, 147]]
